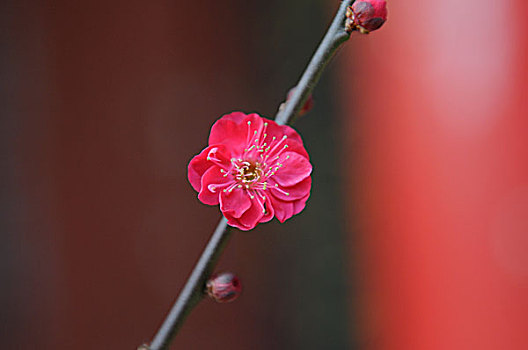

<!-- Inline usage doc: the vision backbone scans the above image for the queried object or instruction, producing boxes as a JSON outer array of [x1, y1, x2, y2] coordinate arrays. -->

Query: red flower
[[188, 112, 312, 231]]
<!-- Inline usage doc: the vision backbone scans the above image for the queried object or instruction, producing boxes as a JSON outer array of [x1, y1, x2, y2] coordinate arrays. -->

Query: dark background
[[1, 1, 349, 349]]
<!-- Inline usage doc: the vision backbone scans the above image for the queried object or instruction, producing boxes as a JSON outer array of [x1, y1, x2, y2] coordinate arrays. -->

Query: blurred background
[[1, 0, 527, 349]]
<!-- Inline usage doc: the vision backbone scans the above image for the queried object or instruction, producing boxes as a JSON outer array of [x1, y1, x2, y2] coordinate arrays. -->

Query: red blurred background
[[344, 0, 528, 349], [1, 0, 527, 349]]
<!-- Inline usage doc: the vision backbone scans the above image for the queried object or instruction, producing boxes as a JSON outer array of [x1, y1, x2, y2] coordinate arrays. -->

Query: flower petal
[[220, 111, 248, 124], [220, 188, 252, 219], [188, 144, 230, 192], [209, 113, 257, 153], [259, 193, 275, 223], [198, 166, 232, 205], [268, 176, 311, 201], [243, 113, 266, 128], [272, 151, 312, 187], [268, 196, 295, 223], [229, 199, 265, 230], [264, 122, 308, 158], [282, 139, 309, 159], [292, 193, 310, 216]]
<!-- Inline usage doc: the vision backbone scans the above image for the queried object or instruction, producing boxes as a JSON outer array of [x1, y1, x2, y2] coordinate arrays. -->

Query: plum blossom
[[188, 112, 312, 231]]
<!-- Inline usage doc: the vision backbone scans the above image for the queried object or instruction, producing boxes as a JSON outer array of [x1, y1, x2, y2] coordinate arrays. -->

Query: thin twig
[[147, 1, 353, 349], [275, 0, 352, 126], [149, 219, 230, 350]]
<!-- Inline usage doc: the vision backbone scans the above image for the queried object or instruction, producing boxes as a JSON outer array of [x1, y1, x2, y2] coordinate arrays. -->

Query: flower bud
[[287, 87, 314, 116], [206, 272, 242, 303], [346, 0, 387, 34]]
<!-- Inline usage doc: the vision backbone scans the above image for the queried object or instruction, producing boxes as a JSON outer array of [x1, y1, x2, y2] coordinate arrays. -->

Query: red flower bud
[[287, 87, 314, 116], [206, 272, 242, 303], [346, 0, 387, 34]]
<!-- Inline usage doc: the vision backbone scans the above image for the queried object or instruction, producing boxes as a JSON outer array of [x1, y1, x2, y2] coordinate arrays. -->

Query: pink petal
[[268, 196, 295, 223], [259, 194, 275, 223], [272, 122, 308, 156], [292, 193, 310, 216], [255, 120, 307, 158], [187, 144, 231, 192], [272, 151, 312, 187], [282, 139, 309, 159], [242, 113, 265, 127], [198, 166, 232, 205], [235, 200, 265, 230], [224, 213, 247, 230], [221, 111, 248, 124], [208, 112, 265, 153], [208, 119, 246, 153], [268, 177, 311, 201], [220, 188, 252, 219], [223, 191, 266, 230]]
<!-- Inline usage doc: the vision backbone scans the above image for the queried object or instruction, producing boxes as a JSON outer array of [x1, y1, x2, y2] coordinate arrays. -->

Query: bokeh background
[[1, 0, 527, 349]]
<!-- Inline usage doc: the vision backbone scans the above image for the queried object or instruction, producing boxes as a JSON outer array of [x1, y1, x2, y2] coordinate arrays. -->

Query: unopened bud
[[206, 272, 242, 303], [346, 0, 387, 34], [287, 87, 314, 116]]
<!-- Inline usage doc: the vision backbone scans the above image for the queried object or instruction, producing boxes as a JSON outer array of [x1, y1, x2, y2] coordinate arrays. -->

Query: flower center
[[234, 161, 263, 185]]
